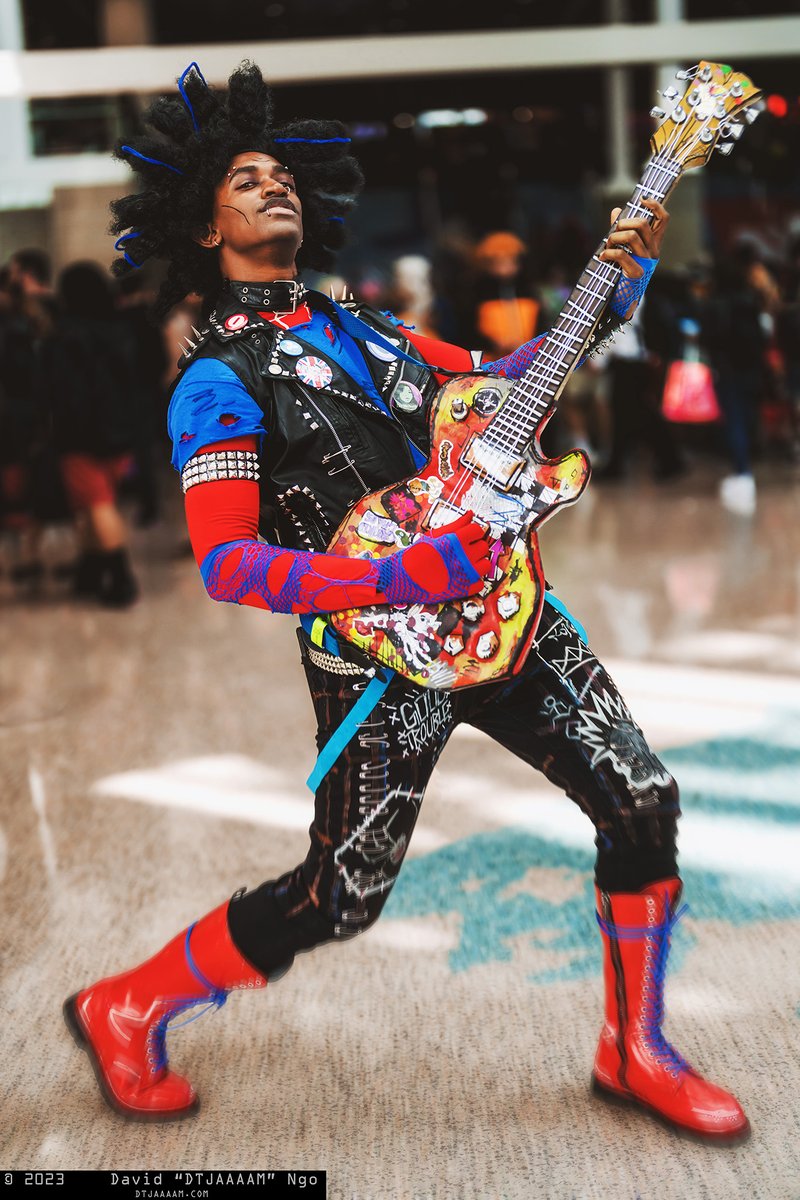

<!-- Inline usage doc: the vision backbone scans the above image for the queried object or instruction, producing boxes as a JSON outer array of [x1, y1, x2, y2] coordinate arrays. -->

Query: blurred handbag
[[661, 359, 721, 423]]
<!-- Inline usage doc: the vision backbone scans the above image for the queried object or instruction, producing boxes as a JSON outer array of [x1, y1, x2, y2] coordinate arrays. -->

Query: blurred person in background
[[704, 245, 771, 515], [62, 61, 749, 1147], [384, 254, 444, 339], [41, 262, 139, 606], [471, 230, 541, 357], [0, 249, 57, 588], [116, 272, 170, 527], [776, 233, 800, 464], [595, 299, 685, 483]]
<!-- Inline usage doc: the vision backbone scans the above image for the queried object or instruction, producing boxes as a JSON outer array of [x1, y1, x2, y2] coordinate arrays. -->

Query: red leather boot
[[64, 900, 266, 1120], [592, 878, 750, 1142]]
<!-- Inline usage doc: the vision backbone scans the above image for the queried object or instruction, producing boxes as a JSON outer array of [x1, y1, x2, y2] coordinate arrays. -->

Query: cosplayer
[[64, 62, 749, 1142]]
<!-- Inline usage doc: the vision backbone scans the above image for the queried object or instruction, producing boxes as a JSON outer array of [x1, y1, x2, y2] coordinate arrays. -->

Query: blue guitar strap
[[307, 291, 466, 378], [299, 613, 395, 793]]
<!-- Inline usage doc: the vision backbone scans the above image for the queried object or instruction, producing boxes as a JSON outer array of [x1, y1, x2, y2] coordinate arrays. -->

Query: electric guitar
[[328, 62, 763, 690]]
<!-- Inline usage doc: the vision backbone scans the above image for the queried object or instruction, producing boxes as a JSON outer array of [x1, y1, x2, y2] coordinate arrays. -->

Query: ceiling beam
[[0, 17, 797, 99]]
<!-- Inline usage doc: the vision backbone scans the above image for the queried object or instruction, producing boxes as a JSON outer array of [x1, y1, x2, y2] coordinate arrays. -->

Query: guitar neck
[[483, 152, 684, 457]]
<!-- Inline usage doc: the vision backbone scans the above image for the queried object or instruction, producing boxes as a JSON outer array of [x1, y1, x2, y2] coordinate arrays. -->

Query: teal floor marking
[[384, 727, 800, 985]]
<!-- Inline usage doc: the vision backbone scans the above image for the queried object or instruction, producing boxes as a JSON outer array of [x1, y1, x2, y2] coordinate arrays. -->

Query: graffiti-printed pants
[[228, 603, 680, 977]]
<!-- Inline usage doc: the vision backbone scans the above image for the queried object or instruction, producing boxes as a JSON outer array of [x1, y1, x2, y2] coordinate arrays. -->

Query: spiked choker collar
[[224, 278, 307, 313]]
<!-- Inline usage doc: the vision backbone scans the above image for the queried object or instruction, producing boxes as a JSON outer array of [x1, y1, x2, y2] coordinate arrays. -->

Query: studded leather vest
[[175, 291, 445, 552]]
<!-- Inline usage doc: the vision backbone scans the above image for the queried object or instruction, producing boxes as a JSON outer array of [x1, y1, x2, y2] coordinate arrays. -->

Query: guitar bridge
[[460, 435, 526, 489]]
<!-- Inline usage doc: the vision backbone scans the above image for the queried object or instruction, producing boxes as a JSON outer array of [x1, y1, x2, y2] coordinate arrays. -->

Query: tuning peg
[[698, 65, 712, 82], [650, 105, 667, 119], [661, 86, 679, 100], [675, 69, 692, 81], [717, 142, 734, 155], [687, 89, 700, 107], [673, 106, 687, 123], [728, 123, 744, 139], [744, 107, 760, 124], [730, 81, 744, 98], [700, 129, 714, 143]]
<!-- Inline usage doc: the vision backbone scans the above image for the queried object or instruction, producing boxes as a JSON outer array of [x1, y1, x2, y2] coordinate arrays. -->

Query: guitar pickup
[[460, 435, 526, 489]]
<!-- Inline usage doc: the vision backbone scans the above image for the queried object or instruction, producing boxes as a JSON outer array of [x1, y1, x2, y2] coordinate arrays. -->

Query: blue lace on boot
[[146, 924, 229, 1074]]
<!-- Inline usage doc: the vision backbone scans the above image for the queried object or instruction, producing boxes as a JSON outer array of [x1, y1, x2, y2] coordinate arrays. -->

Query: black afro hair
[[110, 61, 364, 316]]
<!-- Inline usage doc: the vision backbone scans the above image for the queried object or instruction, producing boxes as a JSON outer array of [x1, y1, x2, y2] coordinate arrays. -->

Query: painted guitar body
[[328, 372, 590, 690]]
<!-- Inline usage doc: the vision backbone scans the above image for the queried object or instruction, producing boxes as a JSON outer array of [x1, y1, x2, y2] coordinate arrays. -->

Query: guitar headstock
[[650, 61, 764, 171]]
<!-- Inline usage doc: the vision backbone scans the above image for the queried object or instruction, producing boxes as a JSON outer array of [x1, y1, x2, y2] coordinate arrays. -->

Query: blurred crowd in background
[[1, 220, 799, 609]]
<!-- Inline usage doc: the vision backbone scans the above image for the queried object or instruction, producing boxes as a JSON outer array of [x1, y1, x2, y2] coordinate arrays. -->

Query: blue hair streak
[[114, 230, 144, 269], [121, 145, 185, 176], [177, 61, 208, 134]]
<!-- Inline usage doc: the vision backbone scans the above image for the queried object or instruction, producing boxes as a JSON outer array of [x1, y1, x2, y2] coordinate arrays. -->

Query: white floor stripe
[[90, 661, 800, 885], [28, 762, 58, 883]]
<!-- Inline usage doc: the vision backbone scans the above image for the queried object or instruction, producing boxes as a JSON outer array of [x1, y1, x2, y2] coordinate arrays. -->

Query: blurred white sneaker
[[719, 473, 756, 515]]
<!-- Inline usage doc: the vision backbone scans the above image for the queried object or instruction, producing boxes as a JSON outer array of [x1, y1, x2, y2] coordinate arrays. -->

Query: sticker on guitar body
[[353, 606, 451, 673]]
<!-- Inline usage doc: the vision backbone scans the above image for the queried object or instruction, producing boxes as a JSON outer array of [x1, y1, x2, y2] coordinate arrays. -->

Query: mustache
[[259, 196, 297, 215]]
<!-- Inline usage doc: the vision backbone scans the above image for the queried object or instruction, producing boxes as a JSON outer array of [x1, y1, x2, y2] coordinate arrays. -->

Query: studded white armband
[[181, 449, 260, 493]]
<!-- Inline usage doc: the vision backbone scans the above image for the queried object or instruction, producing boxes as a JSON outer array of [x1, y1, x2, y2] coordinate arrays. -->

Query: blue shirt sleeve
[[167, 358, 266, 473]]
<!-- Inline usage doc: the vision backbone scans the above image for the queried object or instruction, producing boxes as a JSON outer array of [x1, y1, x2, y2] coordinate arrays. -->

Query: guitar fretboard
[[483, 151, 683, 457]]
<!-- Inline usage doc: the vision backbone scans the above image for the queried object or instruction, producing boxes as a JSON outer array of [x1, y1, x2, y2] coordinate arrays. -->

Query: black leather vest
[[174, 292, 445, 552]]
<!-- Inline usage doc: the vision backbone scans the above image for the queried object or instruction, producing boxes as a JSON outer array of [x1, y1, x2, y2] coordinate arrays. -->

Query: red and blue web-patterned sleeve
[[185, 437, 486, 615], [200, 528, 482, 613]]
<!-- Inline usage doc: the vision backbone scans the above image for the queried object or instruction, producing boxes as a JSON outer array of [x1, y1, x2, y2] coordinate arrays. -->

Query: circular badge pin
[[280, 338, 304, 356], [295, 355, 333, 389], [365, 340, 398, 362], [267, 364, 283, 375], [224, 313, 249, 332], [391, 380, 423, 413]]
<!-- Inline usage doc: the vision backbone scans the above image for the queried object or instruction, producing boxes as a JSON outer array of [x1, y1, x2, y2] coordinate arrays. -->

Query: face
[[203, 152, 303, 268]]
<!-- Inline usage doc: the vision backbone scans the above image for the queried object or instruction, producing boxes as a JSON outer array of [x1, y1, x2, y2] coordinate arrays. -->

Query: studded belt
[[304, 642, 367, 676]]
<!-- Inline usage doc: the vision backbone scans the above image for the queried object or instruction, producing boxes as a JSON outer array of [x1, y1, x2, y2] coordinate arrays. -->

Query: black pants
[[229, 603, 680, 978]]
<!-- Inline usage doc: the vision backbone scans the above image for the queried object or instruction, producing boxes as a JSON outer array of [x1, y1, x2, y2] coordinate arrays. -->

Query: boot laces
[[641, 900, 692, 1078], [145, 923, 230, 1075], [147, 989, 228, 1074], [597, 891, 692, 1079]]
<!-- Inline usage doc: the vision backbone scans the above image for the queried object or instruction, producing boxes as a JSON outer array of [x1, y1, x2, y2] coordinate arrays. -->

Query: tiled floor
[[2, 461, 798, 1199]]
